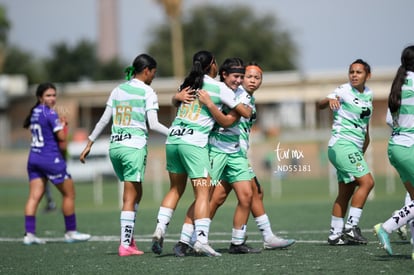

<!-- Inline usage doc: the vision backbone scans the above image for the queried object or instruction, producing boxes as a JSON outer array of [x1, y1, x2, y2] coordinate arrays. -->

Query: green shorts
[[247, 164, 256, 179], [210, 150, 252, 185], [328, 139, 370, 184], [109, 144, 147, 182], [241, 148, 256, 179], [166, 144, 210, 179], [388, 143, 414, 187]]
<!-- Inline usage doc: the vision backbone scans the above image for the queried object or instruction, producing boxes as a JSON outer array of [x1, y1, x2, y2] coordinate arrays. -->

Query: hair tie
[[246, 65, 263, 74], [124, 66, 135, 80]]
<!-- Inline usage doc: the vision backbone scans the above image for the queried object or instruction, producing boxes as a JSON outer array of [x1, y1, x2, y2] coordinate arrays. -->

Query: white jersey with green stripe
[[328, 83, 373, 151], [107, 78, 160, 149], [167, 75, 238, 147], [238, 87, 256, 153], [209, 86, 254, 154], [388, 71, 414, 147]]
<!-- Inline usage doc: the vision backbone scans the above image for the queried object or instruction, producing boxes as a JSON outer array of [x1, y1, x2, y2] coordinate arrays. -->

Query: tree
[[3, 46, 45, 84], [147, 5, 297, 77], [0, 5, 11, 73], [44, 39, 127, 83], [95, 57, 126, 81], [0, 5, 125, 84], [45, 40, 98, 83]]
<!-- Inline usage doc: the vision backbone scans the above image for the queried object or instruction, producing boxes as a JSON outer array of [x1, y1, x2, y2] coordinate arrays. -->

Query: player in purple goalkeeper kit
[[22, 82, 91, 245]]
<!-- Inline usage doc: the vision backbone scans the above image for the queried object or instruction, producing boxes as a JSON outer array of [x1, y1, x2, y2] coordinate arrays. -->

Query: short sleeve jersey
[[238, 87, 256, 153], [29, 104, 63, 157], [108, 78, 160, 149], [167, 75, 238, 147], [328, 83, 373, 151], [209, 86, 254, 154], [389, 71, 414, 147]]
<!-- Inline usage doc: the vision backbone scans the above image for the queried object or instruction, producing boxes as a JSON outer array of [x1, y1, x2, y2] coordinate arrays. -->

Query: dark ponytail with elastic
[[23, 82, 56, 129], [389, 45, 414, 114], [179, 50, 215, 91], [124, 53, 157, 81]]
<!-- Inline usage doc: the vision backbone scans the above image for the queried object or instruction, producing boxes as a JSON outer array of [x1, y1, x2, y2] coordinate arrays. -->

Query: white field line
[[0, 229, 375, 244]]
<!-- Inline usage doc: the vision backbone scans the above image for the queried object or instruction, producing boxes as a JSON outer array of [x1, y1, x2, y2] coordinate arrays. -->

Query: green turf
[[0, 176, 412, 274]]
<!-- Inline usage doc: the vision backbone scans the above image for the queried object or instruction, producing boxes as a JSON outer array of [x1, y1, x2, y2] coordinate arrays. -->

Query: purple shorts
[[27, 153, 71, 184]]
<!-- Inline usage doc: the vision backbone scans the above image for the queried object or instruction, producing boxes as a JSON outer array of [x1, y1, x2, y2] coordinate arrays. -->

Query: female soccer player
[[173, 61, 294, 256], [319, 59, 375, 245], [374, 45, 414, 258], [23, 82, 91, 245], [208, 62, 295, 251], [80, 53, 169, 256], [151, 51, 251, 257]]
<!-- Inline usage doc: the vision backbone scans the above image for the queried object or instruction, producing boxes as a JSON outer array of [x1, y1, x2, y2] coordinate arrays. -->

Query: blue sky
[[1, 0, 413, 73]]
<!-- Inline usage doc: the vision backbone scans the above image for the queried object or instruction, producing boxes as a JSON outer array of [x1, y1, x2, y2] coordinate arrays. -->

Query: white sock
[[155, 207, 174, 235], [120, 211, 135, 247], [255, 214, 274, 241], [179, 223, 194, 245], [194, 218, 211, 244], [330, 216, 344, 236], [405, 192, 411, 205], [409, 220, 414, 246], [231, 225, 247, 245], [383, 201, 414, 233], [345, 207, 362, 229]]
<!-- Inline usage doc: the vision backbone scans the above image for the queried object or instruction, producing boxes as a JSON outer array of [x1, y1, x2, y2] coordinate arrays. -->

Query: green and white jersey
[[328, 83, 373, 151], [238, 86, 256, 154], [108, 78, 159, 149], [209, 86, 253, 154], [167, 75, 238, 147], [388, 71, 414, 147]]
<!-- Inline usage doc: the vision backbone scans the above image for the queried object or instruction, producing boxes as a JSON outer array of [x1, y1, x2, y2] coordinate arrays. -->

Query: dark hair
[[389, 45, 414, 113], [23, 82, 57, 129], [350, 59, 371, 74], [219, 57, 245, 82], [124, 53, 157, 80], [246, 61, 261, 67], [179, 50, 215, 91]]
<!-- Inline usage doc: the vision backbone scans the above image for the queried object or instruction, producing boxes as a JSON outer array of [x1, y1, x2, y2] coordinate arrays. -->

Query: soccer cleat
[[229, 241, 262, 254], [173, 241, 191, 257], [151, 228, 164, 255], [193, 240, 222, 257], [343, 226, 368, 245], [23, 233, 46, 245], [118, 244, 144, 256], [64, 231, 91, 243], [327, 233, 348, 245], [264, 235, 296, 250], [393, 210, 409, 241], [396, 224, 408, 241], [130, 238, 137, 250], [373, 223, 393, 255]]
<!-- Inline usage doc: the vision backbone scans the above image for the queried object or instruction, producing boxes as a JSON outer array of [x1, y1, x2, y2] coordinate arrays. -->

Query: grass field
[[0, 175, 413, 274]]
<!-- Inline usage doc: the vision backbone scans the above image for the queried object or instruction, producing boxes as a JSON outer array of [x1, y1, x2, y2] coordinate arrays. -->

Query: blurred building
[[2, 69, 395, 182], [7, 69, 394, 143]]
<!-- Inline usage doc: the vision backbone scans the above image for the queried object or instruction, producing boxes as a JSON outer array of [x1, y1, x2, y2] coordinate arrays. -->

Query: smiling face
[[38, 88, 57, 108], [223, 71, 244, 91], [348, 63, 370, 92]]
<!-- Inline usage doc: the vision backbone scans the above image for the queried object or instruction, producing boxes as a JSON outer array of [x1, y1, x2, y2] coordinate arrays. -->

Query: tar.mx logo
[[274, 142, 311, 173]]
